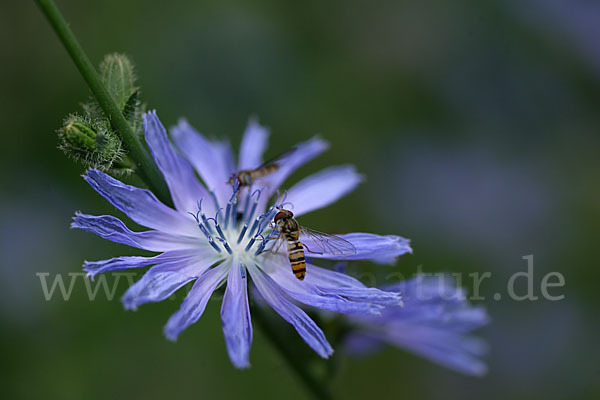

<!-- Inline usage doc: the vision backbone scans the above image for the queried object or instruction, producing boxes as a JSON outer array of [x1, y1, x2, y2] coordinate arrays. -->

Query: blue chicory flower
[[73, 110, 412, 368], [343, 275, 490, 376]]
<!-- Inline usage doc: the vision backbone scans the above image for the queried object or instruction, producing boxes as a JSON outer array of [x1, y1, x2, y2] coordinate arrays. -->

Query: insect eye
[[274, 211, 286, 221]]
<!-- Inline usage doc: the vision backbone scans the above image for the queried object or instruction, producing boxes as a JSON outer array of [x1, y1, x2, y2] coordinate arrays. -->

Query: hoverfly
[[228, 147, 296, 189], [271, 208, 356, 280]]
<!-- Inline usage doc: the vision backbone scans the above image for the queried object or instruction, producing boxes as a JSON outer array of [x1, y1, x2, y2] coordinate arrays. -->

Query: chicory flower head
[[73, 111, 412, 368], [343, 275, 490, 376]]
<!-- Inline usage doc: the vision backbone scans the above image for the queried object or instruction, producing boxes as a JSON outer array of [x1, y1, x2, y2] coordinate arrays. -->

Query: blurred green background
[[1, 0, 599, 399]]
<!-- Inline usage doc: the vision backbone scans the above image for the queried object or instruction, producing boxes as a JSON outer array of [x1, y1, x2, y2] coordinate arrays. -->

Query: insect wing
[[255, 146, 297, 171], [299, 227, 356, 256]]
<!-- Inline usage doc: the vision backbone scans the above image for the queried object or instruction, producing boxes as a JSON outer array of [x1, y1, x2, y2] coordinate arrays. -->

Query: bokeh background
[[1, 0, 599, 399]]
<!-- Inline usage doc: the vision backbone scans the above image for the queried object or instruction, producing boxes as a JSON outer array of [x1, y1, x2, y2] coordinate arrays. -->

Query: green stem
[[251, 304, 334, 400], [34, 0, 173, 207]]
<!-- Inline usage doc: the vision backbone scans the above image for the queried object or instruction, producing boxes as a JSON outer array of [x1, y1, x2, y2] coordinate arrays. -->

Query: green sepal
[[121, 88, 146, 139], [122, 89, 139, 122]]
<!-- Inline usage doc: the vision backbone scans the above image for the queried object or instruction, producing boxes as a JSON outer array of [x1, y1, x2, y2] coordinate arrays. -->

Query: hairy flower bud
[[56, 54, 145, 173], [62, 117, 97, 152], [100, 53, 137, 110], [58, 114, 124, 171]]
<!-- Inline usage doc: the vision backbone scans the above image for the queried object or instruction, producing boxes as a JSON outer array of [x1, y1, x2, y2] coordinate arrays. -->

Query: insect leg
[[261, 236, 285, 255], [274, 238, 285, 253]]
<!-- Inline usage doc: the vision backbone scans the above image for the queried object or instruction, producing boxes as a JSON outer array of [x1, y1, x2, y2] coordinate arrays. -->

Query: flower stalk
[[34, 0, 172, 207], [251, 303, 333, 400]]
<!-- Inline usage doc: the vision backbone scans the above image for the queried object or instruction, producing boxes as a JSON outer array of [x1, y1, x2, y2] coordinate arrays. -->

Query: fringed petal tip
[[70, 212, 93, 231], [368, 235, 412, 264], [163, 329, 178, 343], [121, 296, 138, 311], [232, 358, 252, 369], [70, 212, 82, 229], [143, 109, 159, 120], [82, 264, 96, 281], [123, 304, 138, 312], [403, 238, 413, 254], [468, 363, 489, 377], [174, 117, 190, 130], [77, 262, 95, 281]]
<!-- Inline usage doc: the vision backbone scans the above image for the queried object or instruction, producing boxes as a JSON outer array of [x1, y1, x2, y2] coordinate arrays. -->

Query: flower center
[[190, 187, 281, 260]]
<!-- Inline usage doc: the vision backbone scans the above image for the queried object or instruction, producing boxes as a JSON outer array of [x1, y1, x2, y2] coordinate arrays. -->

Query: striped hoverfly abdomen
[[272, 208, 356, 281]]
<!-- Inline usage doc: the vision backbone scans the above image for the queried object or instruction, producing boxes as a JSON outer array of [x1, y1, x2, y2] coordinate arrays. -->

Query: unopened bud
[[61, 116, 97, 152], [57, 115, 124, 170], [100, 53, 137, 110]]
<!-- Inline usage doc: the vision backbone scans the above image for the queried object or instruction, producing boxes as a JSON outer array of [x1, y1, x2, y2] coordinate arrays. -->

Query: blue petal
[[248, 264, 333, 358], [221, 257, 253, 368], [84, 256, 153, 280], [164, 262, 229, 341], [122, 251, 223, 310], [171, 120, 236, 208], [345, 326, 488, 376], [72, 213, 203, 251], [254, 136, 329, 218], [261, 256, 401, 315], [344, 276, 490, 376], [385, 275, 467, 307], [317, 286, 402, 307], [342, 332, 384, 357], [382, 276, 490, 331], [301, 232, 412, 264], [282, 285, 383, 314], [382, 327, 488, 376], [238, 117, 269, 170], [84, 169, 198, 236], [443, 308, 490, 333], [304, 262, 367, 289], [285, 165, 363, 217], [265, 136, 329, 190], [281, 285, 385, 315], [83, 249, 217, 280], [144, 111, 211, 214]]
